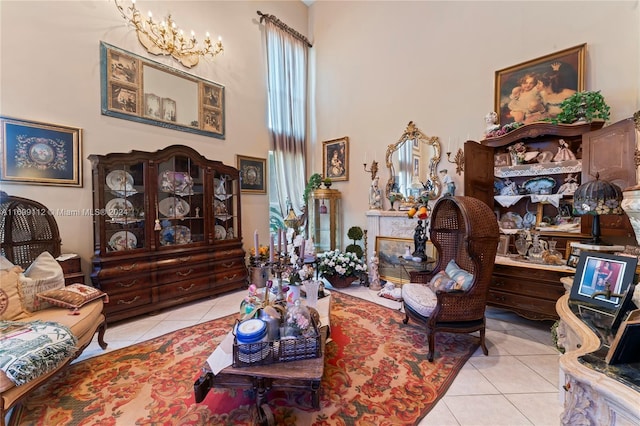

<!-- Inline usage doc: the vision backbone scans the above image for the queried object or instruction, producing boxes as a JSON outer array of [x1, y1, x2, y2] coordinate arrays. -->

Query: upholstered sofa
[[0, 192, 107, 425], [0, 253, 107, 425]]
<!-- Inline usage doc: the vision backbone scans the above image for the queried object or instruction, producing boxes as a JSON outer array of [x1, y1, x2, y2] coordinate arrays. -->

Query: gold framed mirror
[[385, 121, 441, 201]]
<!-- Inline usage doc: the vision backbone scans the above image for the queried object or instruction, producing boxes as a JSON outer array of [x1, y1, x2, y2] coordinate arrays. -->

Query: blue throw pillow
[[428, 270, 458, 292], [445, 260, 474, 291]]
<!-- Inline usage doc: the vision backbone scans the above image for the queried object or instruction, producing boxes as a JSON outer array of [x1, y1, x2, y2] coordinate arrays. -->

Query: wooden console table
[[556, 294, 640, 425]]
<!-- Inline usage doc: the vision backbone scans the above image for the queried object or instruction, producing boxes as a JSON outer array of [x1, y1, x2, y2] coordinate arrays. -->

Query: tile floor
[[76, 285, 563, 426]]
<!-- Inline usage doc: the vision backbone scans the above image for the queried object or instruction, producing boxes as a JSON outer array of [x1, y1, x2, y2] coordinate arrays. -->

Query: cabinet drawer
[[96, 261, 152, 278], [212, 267, 246, 286], [493, 264, 572, 285], [491, 275, 566, 300], [212, 257, 244, 272], [155, 253, 212, 268], [487, 290, 559, 320], [212, 248, 245, 261], [99, 275, 148, 295], [157, 277, 210, 301], [104, 288, 152, 313], [156, 263, 210, 285]]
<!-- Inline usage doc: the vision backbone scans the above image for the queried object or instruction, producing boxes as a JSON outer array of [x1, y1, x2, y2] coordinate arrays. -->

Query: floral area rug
[[10, 292, 478, 426]]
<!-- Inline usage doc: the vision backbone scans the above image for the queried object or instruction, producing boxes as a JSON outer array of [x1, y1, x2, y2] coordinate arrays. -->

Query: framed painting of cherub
[[494, 44, 586, 127]]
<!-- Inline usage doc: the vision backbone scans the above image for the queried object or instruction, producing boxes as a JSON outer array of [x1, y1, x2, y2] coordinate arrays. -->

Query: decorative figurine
[[412, 219, 429, 261], [440, 169, 456, 196], [484, 111, 500, 135], [368, 251, 382, 291], [553, 139, 576, 162], [369, 175, 382, 210]]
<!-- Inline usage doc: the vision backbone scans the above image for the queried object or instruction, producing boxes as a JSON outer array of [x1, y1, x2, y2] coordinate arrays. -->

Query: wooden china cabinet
[[89, 145, 247, 323], [464, 120, 636, 320]]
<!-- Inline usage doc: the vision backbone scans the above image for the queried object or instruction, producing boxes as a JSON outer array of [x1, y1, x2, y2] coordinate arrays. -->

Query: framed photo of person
[[494, 44, 586, 127], [0, 116, 82, 187], [569, 252, 637, 311], [236, 155, 266, 194], [322, 136, 349, 182]]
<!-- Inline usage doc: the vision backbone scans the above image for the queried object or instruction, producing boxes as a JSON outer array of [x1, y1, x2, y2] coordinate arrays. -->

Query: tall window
[[263, 20, 308, 232]]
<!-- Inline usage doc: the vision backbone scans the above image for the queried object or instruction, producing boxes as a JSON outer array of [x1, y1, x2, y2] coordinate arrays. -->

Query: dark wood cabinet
[[89, 145, 247, 323], [463, 121, 632, 320]]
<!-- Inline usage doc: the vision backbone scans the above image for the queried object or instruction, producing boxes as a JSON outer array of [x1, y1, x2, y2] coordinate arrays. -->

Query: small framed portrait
[[497, 235, 510, 256], [203, 84, 222, 108], [412, 155, 420, 177], [495, 44, 586, 127], [109, 84, 138, 114], [494, 152, 511, 167], [322, 136, 349, 182], [569, 252, 637, 311], [237, 155, 266, 194], [162, 98, 177, 122], [1, 116, 82, 187], [108, 49, 138, 84], [144, 93, 162, 120], [203, 109, 222, 134]]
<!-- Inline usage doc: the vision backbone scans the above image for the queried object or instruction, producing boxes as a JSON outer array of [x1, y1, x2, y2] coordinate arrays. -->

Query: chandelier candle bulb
[[254, 230, 259, 259], [269, 235, 274, 262]]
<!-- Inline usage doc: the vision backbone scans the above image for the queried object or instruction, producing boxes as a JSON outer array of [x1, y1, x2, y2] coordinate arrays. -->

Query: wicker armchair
[[0, 191, 61, 268], [402, 196, 499, 361]]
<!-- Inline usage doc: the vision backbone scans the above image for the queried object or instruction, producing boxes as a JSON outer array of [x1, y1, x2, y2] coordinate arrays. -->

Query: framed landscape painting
[[495, 44, 586, 127], [1, 116, 82, 187]]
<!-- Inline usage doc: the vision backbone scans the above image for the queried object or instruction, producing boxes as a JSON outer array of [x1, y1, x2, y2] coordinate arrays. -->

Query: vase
[[250, 266, 269, 288], [324, 274, 358, 289]]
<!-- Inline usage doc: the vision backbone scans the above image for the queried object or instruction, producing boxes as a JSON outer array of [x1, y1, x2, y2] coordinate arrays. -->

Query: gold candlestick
[[446, 149, 465, 175], [363, 160, 378, 180]]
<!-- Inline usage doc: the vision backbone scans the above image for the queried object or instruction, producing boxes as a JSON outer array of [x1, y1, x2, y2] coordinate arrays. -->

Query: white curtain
[[264, 20, 308, 220]]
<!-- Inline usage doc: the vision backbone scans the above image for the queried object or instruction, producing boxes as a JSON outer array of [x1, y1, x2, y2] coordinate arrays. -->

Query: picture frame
[[412, 155, 420, 177], [1, 116, 82, 187], [495, 43, 586, 127], [237, 155, 266, 194], [497, 234, 510, 256], [101, 42, 225, 139], [494, 152, 511, 167], [322, 136, 349, 182], [569, 252, 637, 311], [376, 236, 434, 284]]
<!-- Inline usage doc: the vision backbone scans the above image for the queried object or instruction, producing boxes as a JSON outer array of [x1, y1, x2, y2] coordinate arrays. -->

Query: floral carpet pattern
[[11, 292, 478, 425]]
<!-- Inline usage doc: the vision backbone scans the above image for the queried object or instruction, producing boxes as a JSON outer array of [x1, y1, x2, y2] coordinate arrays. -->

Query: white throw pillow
[[18, 251, 65, 312]]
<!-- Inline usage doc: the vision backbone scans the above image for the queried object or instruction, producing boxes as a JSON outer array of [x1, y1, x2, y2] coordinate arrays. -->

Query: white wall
[[0, 0, 308, 272], [1, 1, 639, 268], [309, 0, 640, 247]]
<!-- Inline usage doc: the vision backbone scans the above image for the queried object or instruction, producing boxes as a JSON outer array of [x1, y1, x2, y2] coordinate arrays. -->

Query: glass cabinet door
[[156, 155, 204, 247], [103, 162, 145, 253], [309, 189, 342, 252], [213, 170, 239, 241]]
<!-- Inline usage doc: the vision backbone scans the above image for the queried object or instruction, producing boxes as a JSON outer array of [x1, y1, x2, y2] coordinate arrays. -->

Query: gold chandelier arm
[[113, 0, 224, 68]]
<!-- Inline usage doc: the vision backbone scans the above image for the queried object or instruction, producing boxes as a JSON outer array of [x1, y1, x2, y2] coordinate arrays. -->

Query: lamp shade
[[572, 174, 623, 245], [573, 174, 623, 216]]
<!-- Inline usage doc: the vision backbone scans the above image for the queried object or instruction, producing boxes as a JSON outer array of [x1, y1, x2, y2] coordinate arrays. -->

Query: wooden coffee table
[[194, 293, 331, 425]]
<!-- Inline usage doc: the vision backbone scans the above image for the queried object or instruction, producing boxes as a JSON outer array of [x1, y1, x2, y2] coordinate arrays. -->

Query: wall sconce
[[363, 160, 378, 180], [446, 149, 465, 176], [114, 0, 224, 68]]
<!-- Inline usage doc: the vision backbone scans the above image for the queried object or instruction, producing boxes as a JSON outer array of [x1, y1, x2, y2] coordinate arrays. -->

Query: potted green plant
[[551, 90, 610, 124], [345, 226, 364, 259], [303, 173, 323, 205], [323, 177, 332, 188], [317, 249, 367, 288]]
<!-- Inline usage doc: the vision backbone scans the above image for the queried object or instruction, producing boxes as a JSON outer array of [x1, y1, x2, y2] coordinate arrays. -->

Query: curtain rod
[[257, 11, 313, 48]]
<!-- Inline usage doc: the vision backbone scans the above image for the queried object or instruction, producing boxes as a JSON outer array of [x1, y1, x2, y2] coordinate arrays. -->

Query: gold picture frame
[[376, 236, 435, 284], [237, 155, 266, 194], [495, 44, 586, 127], [1, 116, 82, 187], [322, 136, 349, 182]]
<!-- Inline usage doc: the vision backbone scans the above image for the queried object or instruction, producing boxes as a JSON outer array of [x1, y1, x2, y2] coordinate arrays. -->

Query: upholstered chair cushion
[[0, 258, 30, 321], [445, 260, 474, 291], [18, 251, 66, 312], [402, 283, 437, 317], [36, 284, 107, 310]]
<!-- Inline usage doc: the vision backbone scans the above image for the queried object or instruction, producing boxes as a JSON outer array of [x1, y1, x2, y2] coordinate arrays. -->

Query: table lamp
[[572, 173, 623, 245]]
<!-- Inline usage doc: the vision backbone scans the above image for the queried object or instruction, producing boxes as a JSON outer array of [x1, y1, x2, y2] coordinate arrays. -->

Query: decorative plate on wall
[[109, 231, 137, 251], [160, 225, 191, 246], [158, 197, 190, 218]]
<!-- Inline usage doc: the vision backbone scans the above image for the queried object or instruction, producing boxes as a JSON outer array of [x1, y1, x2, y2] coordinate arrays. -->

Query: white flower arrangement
[[317, 249, 367, 277]]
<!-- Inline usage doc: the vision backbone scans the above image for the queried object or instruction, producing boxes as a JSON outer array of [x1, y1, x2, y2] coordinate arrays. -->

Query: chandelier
[[114, 0, 224, 68]]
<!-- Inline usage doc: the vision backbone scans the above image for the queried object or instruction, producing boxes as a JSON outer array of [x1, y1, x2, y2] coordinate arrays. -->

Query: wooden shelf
[[481, 121, 605, 147]]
